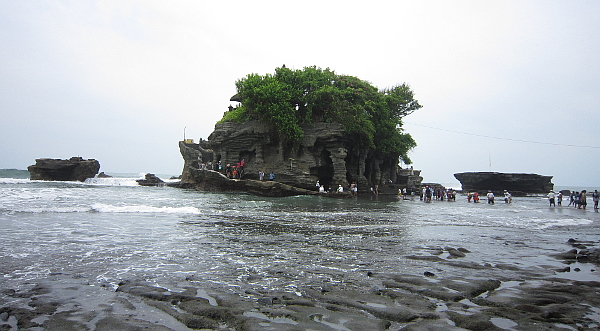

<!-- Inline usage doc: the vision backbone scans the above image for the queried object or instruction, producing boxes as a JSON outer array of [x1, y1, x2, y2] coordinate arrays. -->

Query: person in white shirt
[[547, 191, 556, 207], [487, 191, 495, 204], [503, 190, 512, 203]]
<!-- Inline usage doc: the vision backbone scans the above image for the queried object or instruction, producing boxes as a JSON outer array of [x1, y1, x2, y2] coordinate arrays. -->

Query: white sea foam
[[90, 203, 201, 214], [536, 217, 594, 229], [0, 178, 31, 184], [5, 206, 92, 213], [83, 177, 141, 186]]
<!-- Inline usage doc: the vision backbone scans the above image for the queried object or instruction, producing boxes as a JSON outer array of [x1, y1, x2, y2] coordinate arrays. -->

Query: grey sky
[[1, 1, 598, 186]]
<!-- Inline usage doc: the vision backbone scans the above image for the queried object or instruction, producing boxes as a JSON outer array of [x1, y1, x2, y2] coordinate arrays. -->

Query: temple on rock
[[178, 66, 425, 196]]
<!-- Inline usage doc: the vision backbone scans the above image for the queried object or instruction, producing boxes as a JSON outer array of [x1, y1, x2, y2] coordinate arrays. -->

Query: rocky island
[[27, 157, 100, 182], [178, 66, 424, 196], [454, 172, 554, 195]]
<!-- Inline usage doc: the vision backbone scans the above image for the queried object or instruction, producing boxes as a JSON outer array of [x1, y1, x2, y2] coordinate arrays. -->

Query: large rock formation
[[179, 121, 422, 196], [454, 172, 553, 194], [28, 157, 100, 182]]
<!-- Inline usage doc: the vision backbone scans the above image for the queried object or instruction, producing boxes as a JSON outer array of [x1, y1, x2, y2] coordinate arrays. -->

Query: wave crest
[[90, 203, 201, 214]]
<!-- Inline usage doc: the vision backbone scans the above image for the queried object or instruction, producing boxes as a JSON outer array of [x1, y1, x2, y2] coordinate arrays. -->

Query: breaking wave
[[90, 203, 201, 214]]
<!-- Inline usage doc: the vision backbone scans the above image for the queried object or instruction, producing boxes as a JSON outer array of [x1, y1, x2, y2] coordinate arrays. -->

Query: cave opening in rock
[[344, 152, 360, 187], [310, 149, 334, 191]]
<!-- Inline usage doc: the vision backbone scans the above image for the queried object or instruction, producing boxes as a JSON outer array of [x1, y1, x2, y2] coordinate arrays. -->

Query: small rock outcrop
[[28, 157, 100, 182], [454, 172, 553, 194], [136, 173, 165, 186]]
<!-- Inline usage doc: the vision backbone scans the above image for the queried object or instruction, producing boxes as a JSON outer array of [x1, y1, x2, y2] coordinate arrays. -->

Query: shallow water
[[1, 175, 599, 326]]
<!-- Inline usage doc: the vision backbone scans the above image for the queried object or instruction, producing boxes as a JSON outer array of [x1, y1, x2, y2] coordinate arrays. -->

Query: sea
[[1, 169, 599, 329]]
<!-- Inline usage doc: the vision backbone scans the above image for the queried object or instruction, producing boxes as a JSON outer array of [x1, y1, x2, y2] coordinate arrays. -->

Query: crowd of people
[[463, 190, 512, 204], [548, 189, 599, 210], [315, 181, 359, 196], [198, 160, 599, 211]]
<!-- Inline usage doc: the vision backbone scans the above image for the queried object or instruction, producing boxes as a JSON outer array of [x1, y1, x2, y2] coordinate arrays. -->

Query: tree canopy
[[219, 66, 421, 164]]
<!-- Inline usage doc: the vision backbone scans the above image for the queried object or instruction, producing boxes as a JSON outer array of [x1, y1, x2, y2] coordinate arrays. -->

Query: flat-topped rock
[[28, 157, 100, 182], [454, 172, 553, 194]]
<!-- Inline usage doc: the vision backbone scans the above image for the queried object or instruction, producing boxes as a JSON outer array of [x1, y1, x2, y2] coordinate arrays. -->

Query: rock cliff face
[[28, 157, 100, 182], [454, 172, 553, 194], [179, 121, 422, 195]]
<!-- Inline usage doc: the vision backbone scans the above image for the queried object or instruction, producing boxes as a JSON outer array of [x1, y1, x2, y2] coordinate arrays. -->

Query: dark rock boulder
[[27, 157, 100, 182], [136, 173, 165, 186], [454, 172, 553, 194], [187, 168, 316, 197]]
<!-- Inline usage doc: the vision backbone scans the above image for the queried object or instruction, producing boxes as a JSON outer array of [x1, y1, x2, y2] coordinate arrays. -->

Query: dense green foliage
[[220, 66, 421, 164]]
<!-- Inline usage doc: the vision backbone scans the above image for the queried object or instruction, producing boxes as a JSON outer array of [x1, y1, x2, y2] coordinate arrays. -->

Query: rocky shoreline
[[2, 240, 598, 331]]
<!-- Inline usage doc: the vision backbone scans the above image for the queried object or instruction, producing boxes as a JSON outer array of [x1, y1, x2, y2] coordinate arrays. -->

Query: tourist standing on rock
[[350, 182, 357, 196], [258, 170, 264, 181], [578, 190, 587, 209], [239, 159, 245, 177], [371, 184, 379, 197], [226, 164, 232, 178], [593, 190, 599, 210], [487, 191, 495, 204], [548, 190, 556, 207], [269, 172, 274, 181]]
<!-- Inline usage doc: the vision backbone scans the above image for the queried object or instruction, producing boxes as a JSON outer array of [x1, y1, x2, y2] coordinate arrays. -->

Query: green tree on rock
[[219, 66, 421, 164]]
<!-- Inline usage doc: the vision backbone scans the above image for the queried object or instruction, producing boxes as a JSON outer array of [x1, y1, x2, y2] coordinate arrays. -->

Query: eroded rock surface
[[454, 172, 553, 194], [179, 121, 423, 195], [27, 157, 100, 182], [4, 267, 598, 331]]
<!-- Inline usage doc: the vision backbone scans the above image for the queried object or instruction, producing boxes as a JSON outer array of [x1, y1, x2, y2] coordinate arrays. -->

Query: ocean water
[[1, 170, 600, 327]]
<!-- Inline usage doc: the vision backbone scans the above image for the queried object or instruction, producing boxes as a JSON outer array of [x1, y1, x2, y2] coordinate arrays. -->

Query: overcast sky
[[1, 1, 599, 187]]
